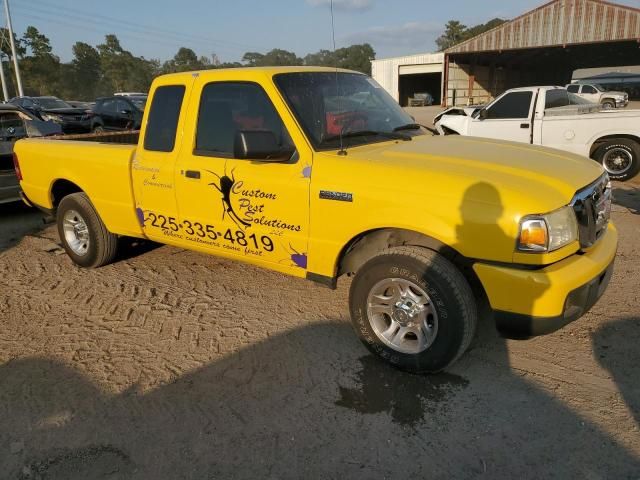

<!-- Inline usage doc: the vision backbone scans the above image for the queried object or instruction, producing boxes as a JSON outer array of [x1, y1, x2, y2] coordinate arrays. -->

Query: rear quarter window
[[144, 85, 186, 152]]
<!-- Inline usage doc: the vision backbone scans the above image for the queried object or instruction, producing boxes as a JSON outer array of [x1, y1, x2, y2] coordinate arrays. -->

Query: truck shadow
[[593, 316, 640, 428], [612, 185, 640, 215], [0, 202, 45, 254], [1, 321, 638, 479]]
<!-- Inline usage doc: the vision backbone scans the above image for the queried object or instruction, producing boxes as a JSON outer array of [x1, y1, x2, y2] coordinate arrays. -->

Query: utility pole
[[0, 54, 8, 101], [4, 0, 22, 97]]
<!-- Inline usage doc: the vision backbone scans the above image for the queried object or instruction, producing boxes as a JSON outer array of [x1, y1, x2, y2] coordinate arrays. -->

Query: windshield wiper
[[321, 130, 411, 144]]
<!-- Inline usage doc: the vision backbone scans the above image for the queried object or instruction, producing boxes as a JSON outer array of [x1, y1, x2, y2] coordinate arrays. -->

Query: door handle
[[520, 123, 530, 129], [184, 170, 201, 179]]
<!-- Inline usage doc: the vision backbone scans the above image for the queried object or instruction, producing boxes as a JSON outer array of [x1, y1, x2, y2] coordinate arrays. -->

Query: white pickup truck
[[434, 86, 640, 181], [565, 83, 628, 109]]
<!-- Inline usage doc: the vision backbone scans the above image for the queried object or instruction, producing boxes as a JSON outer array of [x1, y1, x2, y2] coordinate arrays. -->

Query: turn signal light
[[518, 218, 548, 252]]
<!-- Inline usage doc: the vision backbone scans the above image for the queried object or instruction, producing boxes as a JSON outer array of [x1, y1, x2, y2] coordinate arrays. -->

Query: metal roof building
[[443, 0, 640, 106], [371, 53, 444, 106]]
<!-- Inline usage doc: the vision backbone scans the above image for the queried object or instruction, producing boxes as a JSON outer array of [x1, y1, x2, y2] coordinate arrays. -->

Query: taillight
[[13, 152, 22, 181]]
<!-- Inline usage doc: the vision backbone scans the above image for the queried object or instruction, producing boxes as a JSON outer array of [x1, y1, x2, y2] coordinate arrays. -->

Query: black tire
[[57, 192, 118, 268], [601, 100, 615, 110], [92, 125, 105, 133], [349, 246, 477, 373], [594, 139, 640, 181]]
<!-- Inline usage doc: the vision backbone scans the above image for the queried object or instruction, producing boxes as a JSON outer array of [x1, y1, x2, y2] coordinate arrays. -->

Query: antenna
[[330, 0, 347, 156]]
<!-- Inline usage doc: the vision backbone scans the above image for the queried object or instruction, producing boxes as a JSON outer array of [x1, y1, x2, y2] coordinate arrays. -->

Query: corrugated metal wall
[[447, 0, 640, 54], [371, 53, 444, 102]]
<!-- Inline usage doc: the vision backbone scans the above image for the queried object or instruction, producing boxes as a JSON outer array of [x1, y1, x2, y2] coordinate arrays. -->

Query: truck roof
[[505, 86, 564, 93], [155, 66, 363, 82]]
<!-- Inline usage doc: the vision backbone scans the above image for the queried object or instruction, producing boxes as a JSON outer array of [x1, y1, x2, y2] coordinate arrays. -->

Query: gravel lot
[[0, 175, 639, 478]]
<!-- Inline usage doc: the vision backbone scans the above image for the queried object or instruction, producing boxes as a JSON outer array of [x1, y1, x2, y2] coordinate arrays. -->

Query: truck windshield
[[274, 72, 422, 150]]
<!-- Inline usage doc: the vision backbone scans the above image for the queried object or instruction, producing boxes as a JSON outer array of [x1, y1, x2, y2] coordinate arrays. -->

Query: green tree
[[242, 49, 302, 67], [464, 18, 507, 39], [162, 47, 207, 73], [68, 42, 101, 99], [97, 34, 132, 93], [21, 26, 60, 96], [241, 51, 265, 66], [304, 44, 375, 74], [436, 18, 508, 51], [435, 20, 467, 51]]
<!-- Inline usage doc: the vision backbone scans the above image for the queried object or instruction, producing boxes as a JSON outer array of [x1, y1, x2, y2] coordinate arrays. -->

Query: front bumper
[[616, 98, 628, 108], [473, 223, 618, 339]]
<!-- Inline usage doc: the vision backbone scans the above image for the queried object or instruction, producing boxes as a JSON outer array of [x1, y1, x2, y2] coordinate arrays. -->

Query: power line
[[13, 11, 205, 53], [22, 0, 260, 53]]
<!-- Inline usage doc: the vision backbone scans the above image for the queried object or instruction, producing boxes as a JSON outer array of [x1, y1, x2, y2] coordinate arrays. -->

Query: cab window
[[144, 85, 185, 152], [581, 85, 597, 94], [486, 91, 533, 119], [194, 82, 293, 158], [545, 89, 570, 109], [566, 84, 580, 94]]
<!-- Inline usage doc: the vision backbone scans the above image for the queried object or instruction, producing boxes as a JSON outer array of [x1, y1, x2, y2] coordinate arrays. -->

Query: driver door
[[470, 90, 534, 144], [174, 78, 311, 275]]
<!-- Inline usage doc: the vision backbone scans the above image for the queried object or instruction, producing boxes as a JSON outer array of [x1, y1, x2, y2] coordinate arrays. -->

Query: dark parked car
[[91, 96, 146, 132], [9, 96, 93, 133], [67, 100, 94, 110], [0, 104, 62, 205]]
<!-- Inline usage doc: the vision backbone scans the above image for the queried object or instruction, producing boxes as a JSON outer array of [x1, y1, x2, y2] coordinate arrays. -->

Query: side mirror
[[479, 109, 488, 120], [234, 130, 294, 162]]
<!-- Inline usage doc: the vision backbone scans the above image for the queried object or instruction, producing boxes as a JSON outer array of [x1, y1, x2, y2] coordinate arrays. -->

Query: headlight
[[517, 206, 578, 252], [42, 114, 62, 122]]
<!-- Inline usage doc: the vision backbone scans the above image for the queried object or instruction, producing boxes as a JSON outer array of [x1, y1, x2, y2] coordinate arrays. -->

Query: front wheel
[[349, 246, 477, 373], [594, 139, 640, 181], [57, 193, 118, 268], [601, 100, 615, 110]]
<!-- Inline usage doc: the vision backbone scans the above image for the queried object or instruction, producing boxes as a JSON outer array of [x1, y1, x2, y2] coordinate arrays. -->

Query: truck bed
[[15, 136, 142, 237]]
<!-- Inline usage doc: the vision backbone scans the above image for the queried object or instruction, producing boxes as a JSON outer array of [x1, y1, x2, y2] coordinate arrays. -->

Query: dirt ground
[[0, 175, 639, 479]]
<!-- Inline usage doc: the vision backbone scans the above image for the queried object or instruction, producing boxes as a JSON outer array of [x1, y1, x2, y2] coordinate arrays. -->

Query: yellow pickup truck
[[14, 67, 617, 373]]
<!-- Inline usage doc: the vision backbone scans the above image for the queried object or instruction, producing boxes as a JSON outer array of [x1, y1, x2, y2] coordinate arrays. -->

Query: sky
[[9, 0, 640, 63]]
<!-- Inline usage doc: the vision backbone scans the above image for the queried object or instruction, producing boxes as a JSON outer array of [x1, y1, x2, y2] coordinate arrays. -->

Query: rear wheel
[[57, 193, 118, 268], [349, 246, 477, 373], [93, 125, 105, 133], [594, 139, 640, 181]]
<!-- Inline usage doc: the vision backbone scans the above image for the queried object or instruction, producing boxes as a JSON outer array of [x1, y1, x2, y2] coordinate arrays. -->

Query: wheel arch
[[50, 178, 85, 208], [589, 134, 640, 158], [336, 227, 491, 319]]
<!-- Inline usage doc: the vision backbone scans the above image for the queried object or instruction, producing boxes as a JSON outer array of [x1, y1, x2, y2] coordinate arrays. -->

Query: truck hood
[[41, 107, 88, 116], [433, 105, 482, 124], [348, 135, 603, 210], [603, 90, 627, 98]]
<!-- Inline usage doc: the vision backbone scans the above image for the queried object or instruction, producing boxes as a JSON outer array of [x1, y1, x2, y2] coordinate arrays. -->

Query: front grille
[[571, 174, 611, 248]]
